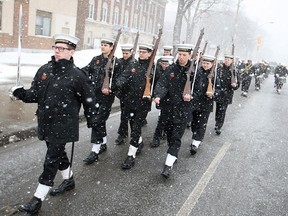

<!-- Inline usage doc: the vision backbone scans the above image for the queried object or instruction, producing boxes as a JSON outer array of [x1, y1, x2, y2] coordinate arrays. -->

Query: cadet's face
[[122, 51, 132, 60], [101, 43, 113, 55], [160, 61, 170, 70], [138, 50, 151, 60], [202, 60, 214, 70], [224, 57, 233, 66], [53, 42, 75, 62], [178, 51, 191, 66], [163, 50, 172, 56]]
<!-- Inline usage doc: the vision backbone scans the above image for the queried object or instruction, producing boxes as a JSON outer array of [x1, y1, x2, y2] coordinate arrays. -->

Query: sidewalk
[[0, 78, 120, 146]]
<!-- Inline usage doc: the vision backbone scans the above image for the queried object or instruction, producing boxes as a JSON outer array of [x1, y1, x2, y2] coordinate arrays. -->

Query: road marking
[[176, 142, 231, 216]]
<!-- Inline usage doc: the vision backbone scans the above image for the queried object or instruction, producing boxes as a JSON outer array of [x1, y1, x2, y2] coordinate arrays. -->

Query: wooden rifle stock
[[182, 28, 204, 97], [206, 46, 220, 95], [132, 31, 140, 59], [142, 29, 163, 99], [102, 28, 122, 90], [231, 43, 237, 85]]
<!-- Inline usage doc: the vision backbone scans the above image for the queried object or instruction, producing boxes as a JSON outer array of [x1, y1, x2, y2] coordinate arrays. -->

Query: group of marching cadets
[[10, 31, 244, 214]]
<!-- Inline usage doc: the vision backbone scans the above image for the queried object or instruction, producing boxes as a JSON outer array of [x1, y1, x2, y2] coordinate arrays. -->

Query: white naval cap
[[138, 43, 153, 52], [53, 33, 80, 49], [101, 38, 115, 45], [224, 54, 234, 59], [202, 54, 216, 62], [163, 45, 173, 51], [121, 44, 134, 51], [159, 56, 174, 63], [175, 44, 194, 52]]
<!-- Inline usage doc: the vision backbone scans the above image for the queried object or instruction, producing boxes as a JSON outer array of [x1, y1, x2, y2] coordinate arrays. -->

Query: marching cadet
[[214, 54, 239, 135], [240, 59, 255, 97], [114, 44, 137, 145], [82, 38, 121, 165], [116, 43, 154, 169], [12, 34, 98, 214], [151, 55, 174, 147], [190, 54, 216, 155], [154, 44, 194, 178]]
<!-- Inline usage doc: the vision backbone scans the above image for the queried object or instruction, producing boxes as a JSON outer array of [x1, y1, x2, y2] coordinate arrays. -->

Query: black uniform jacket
[[82, 54, 121, 104], [117, 55, 137, 100], [19, 56, 97, 143], [116, 58, 151, 111], [154, 60, 192, 123], [214, 64, 239, 104], [192, 66, 214, 113]]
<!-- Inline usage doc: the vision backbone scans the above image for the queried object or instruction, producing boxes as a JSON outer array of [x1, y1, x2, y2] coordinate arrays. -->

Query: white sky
[[241, 0, 288, 63]]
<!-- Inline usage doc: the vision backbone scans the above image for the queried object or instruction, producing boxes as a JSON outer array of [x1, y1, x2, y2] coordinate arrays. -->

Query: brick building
[[0, 0, 167, 51]]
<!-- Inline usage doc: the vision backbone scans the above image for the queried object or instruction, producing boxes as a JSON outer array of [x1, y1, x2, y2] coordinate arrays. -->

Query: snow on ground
[[0, 48, 125, 83]]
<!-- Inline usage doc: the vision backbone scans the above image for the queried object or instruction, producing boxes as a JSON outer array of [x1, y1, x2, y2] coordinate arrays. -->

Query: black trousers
[[91, 102, 113, 144], [153, 106, 171, 138], [38, 142, 70, 187], [241, 76, 252, 92], [191, 110, 211, 141], [117, 99, 130, 137], [166, 120, 187, 158], [128, 108, 149, 147], [215, 102, 229, 129]]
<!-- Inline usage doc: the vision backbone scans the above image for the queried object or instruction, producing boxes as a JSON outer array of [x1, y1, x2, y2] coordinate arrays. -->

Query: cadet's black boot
[[215, 128, 221, 135], [99, 144, 107, 154], [121, 156, 135, 169], [49, 176, 75, 196], [115, 135, 126, 145], [190, 144, 198, 155], [83, 151, 98, 165], [18, 196, 42, 214], [161, 165, 172, 179], [136, 142, 144, 155], [151, 137, 160, 148]]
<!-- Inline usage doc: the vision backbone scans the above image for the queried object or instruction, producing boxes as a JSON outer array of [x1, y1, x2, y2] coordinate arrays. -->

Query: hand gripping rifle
[[101, 28, 122, 91], [206, 46, 220, 95], [142, 28, 163, 100], [182, 28, 204, 97], [231, 43, 237, 85], [132, 31, 140, 59]]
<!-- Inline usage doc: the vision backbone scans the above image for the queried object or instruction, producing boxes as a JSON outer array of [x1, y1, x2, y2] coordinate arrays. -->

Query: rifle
[[101, 28, 122, 91], [202, 40, 208, 55], [206, 46, 220, 95], [132, 31, 140, 59], [231, 43, 237, 85], [142, 28, 163, 99], [182, 28, 204, 97]]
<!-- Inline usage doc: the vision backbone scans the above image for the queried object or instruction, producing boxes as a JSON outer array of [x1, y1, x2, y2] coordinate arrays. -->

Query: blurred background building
[[0, 0, 167, 51]]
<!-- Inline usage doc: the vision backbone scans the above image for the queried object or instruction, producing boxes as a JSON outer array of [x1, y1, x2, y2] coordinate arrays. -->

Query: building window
[[141, 17, 146, 31], [126, 0, 130, 6], [35, 10, 52, 36], [132, 14, 138, 29], [0, 1, 3, 31], [113, 6, 119, 25], [147, 19, 153, 33], [123, 10, 129, 27], [101, 2, 108, 22], [88, 0, 95, 19]]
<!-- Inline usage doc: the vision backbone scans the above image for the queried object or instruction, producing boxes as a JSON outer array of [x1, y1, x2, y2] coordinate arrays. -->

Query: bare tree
[[172, 0, 196, 45], [184, 0, 219, 43]]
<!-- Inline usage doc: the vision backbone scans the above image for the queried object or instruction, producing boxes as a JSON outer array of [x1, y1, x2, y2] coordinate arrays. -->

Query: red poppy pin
[[131, 68, 136, 73], [170, 72, 175, 79], [41, 72, 47, 80]]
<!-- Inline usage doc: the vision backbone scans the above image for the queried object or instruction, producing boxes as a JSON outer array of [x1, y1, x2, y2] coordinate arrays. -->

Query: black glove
[[12, 86, 26, 99]]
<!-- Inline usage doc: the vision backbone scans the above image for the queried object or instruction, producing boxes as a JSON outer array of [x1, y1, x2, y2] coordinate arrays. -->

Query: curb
[[0, 104, 121, 147]]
